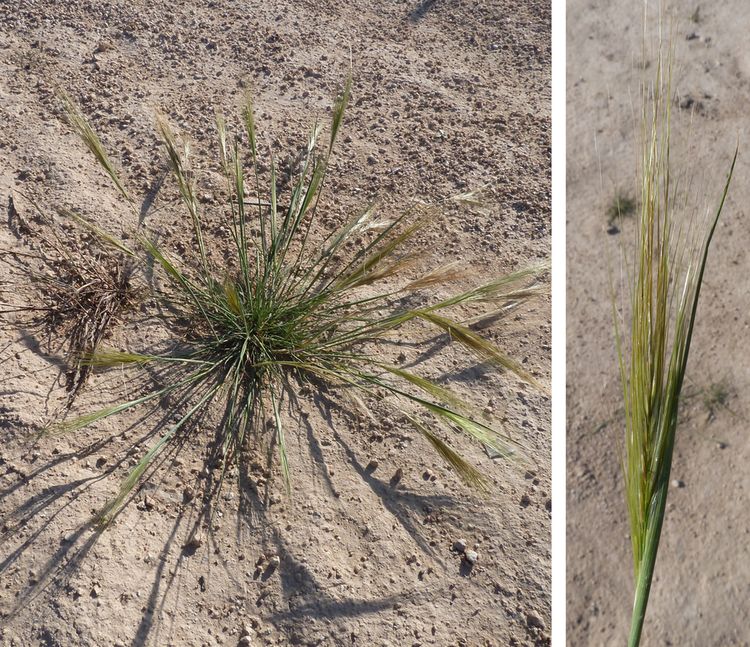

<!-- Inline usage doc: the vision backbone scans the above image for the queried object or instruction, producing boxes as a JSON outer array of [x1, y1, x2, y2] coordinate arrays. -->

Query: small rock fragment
[[671, 479, 685, 489], [183, 530, 204, 550], [365, 459, 379, 472], [526, 611, 546, 631], [452, 538, 468, 553], [464, 550, 478, 565]]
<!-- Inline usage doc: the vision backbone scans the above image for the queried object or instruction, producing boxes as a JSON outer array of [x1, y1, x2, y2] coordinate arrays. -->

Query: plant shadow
[[0, 375, 474, 645], [407, 0, 440, 23]]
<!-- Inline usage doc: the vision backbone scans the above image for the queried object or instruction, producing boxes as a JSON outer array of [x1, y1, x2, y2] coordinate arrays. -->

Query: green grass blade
[[271, 390, 290, 495], [97, 382, 221, 524]]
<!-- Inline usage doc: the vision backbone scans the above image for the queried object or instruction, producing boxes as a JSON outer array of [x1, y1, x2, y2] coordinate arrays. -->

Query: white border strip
[[551, 0, 566, 643]]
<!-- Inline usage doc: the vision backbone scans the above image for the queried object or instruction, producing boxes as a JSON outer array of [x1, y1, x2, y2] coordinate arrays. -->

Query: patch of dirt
[[567, 1, 749, 644], [0, 1, 550, 646]]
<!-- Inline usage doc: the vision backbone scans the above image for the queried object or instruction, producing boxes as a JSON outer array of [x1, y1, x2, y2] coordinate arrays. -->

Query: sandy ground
[[0, 1, 550, 646], [567, 1, 750, 645]]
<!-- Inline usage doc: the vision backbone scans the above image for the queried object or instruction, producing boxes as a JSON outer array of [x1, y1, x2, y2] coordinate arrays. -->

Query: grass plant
[[53, 81, 548, 524], [606, 191, 637, 229], [614, 27, 737, 647]]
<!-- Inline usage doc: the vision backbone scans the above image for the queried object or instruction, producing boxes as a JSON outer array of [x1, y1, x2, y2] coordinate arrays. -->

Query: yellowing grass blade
[[417, 311, 546, 392]]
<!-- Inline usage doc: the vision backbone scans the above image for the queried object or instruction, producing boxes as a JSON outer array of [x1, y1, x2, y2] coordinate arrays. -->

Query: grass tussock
[[53, 80, 548, 525], [615, 29, 737, 647]]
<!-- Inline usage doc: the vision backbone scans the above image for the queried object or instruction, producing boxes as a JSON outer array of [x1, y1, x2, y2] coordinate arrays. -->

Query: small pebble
[[365, 459, 379, 472], [671, 479, 685, 489], [464, 550, 478, 565], [238, 637, 252, 646], [526, 611, 545, 631], [452, 538, 468, 553], [184, 530, 204, 550]]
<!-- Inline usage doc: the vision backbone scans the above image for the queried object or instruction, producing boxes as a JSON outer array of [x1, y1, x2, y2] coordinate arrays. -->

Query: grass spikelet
[[60, 92, 131, 204], [403, 414, 488, 489], [417, 311, 545, 391]]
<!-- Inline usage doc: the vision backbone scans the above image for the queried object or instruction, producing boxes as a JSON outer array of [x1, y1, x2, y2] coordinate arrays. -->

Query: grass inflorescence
[[54, 80, 548, 525], [614, 27, 737, 647]]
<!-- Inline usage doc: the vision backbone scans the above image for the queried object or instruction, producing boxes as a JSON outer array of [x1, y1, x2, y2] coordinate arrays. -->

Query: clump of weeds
[[1, 194, 134, 408]]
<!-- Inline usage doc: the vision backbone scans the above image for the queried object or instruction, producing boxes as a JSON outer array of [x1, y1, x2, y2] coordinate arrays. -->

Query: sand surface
[[0, 1, 550, 646], [567, 1, 750, 645]]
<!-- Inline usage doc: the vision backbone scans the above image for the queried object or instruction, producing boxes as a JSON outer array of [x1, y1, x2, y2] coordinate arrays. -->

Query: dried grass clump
[[1, 196, 133, 407]]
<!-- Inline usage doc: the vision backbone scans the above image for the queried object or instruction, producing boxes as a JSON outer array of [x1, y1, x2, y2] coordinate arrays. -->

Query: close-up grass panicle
[[615, 17, 738, 646]]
